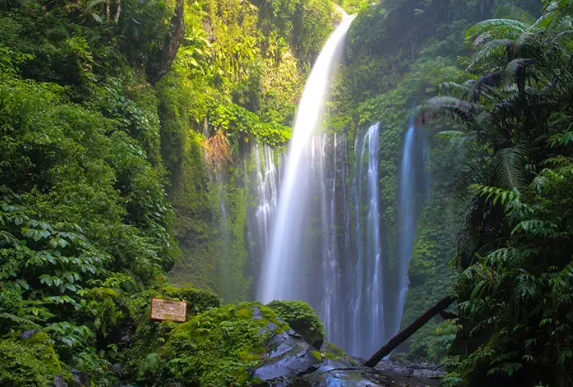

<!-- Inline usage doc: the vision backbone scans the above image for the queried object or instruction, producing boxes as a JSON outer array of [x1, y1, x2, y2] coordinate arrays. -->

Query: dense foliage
[[417, 1, 573, 385], [0, 0, 335, 385], [328, 0, 542, 363], [4, 0, 573, 385]]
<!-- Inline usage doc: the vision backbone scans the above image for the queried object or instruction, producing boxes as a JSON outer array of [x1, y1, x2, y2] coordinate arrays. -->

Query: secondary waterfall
[[394, 125, 416, 335], [257, 15, 355, 303], [247, 144, 283, 288], [350, 123, 386, 357]]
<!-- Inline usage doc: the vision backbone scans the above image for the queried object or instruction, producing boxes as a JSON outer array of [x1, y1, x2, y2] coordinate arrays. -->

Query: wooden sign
[[151, 298, 187, 322]]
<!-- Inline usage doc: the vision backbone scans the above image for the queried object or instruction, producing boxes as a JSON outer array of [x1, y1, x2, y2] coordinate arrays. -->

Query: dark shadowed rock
[[70, 369, 90, 387], [53, 375, 68, 387], [19, 330, 41, 339], [253, 330, 318, 382], [252, 330, 440, 387]]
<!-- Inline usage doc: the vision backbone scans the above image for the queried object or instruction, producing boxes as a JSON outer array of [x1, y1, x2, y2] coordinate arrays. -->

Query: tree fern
[[466, 19, 529, 42], [420, 96, 481, 124], [493, 146, 528, 190]]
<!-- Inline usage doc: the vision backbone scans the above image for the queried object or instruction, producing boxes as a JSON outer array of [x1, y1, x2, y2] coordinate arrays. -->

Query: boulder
[[266, 301, 325, 349], [252, 329, 440, 387]]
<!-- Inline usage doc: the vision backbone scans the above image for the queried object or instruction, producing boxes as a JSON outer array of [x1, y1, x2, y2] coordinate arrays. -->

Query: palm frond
[[552, 259, 573, 295]]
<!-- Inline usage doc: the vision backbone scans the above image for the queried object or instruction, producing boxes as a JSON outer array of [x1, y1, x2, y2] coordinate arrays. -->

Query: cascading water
[[350, 123, 386, 357], [250, 13, 427, 359], [394, 125, 417, 335], [257, 15, 355, 303], [247, 143, 283, 294]]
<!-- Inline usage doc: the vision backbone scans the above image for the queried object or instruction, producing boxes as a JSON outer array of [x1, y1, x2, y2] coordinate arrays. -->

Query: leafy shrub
[[0, 332, 62, 387]]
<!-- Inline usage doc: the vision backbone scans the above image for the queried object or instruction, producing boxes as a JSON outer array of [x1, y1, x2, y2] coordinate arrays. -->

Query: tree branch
[[148, 0, 185, 85], [363, 295, 456, 368]]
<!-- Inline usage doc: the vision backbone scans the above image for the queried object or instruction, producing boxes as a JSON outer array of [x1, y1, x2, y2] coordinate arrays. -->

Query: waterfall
[[350, 123, 386, 357], [257, 15, 355, 303], [247, 143, 282, 297], [394, 125, 416, 335], [253, 144, 280, 256], [250, 12, 426, 359]]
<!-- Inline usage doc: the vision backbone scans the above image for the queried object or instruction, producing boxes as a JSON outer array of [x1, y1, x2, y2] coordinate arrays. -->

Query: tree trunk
[[114, 0, 121, 22], [148, 0, 185, 85], [363, 295, 456, 368]]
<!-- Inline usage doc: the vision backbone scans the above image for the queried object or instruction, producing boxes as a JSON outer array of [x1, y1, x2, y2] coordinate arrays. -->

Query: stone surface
[[253, 330, 318, 382], [70, 369, 90, 387], [250, 304, 439, 387], [252, 329, 440, 387], [53, 375, 68, 387], [19, 330, 41, 339]]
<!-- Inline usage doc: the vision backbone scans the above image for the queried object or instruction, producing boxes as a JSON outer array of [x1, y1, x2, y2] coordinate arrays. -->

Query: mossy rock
[[0, 332, 63, 387], [145, 302, 285, 387], [267, 300, 325, 349], [321, 342, 356, 363]]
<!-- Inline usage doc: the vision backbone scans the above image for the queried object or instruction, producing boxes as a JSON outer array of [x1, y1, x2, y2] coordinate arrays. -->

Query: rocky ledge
[[251, 307, 441, 387]]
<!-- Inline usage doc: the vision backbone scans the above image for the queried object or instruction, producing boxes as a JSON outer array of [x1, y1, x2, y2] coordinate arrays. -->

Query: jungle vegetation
[[334, 0, 573, 385], [2, 0, 573, 386], [0, 0, 335, 385]]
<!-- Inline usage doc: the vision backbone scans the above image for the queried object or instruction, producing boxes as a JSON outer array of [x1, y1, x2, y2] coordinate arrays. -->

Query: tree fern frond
[[494, 5, 535, 23], [467, 19, 528, 42], [493, 146, 528, 190], [471, 184, 520, 207], [512, 219, 560, 237], [516, 272, 538, 300], [419, 96, 481, 124], [471, 39, 513, 65], [437, 82, 471, 98], [552, 259, 573, 294], [0, 312, 41, 329]]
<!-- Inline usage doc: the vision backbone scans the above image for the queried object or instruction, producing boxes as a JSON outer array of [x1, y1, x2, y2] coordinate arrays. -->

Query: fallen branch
[[363, 295, 456, 368], [439, 310, 458, 320]]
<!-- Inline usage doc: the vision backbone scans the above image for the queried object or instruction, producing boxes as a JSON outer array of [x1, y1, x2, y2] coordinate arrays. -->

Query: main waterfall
[[257, 15, 355, 303]]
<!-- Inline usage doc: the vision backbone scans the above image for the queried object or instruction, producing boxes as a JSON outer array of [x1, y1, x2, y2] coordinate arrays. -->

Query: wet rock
[[70, 369, 90, 387], [19, 330, 41, 339], [375, 359, 444, 381], [291, 323, 323, 350], [253, 330, 318, 382], [266, 301, 324, 349], [303, 366, 392, 386], [252, 333, 440, 387], [252, 306, 264, 320], [53, 375, 68, 387]]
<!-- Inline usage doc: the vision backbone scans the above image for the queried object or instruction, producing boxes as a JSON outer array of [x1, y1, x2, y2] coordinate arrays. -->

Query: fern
[[493, 146, 528, 190], [466, 19, 528, 42]]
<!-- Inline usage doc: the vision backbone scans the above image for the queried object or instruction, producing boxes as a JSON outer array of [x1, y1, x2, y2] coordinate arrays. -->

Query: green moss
[[312, 350, 323, 361], [321, 342, 355, 363], [267, 300, 325, 338], [0, 333, 63, 387], [158, 302, 285, 387]]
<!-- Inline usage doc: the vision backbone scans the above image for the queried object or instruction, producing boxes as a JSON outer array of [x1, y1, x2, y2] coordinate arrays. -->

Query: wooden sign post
[[150, 298, 187, 322]]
